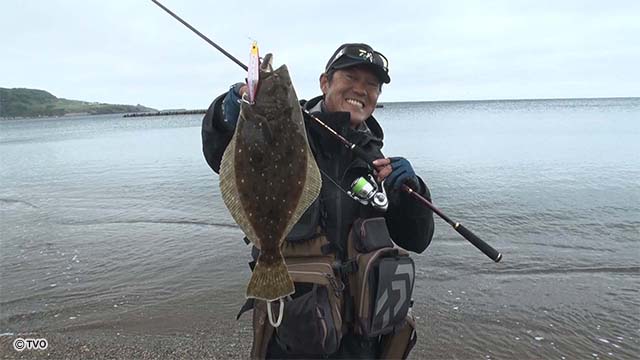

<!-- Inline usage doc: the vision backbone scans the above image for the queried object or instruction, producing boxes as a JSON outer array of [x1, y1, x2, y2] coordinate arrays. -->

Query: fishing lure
[[246, 41, 260, 104]]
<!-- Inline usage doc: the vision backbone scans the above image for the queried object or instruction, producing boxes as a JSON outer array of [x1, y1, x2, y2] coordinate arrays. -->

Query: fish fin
[[261, 53, 273, 72], [281, 144, 322, 238], [219, 129, 261, 246], [246, 254, 294, 301]]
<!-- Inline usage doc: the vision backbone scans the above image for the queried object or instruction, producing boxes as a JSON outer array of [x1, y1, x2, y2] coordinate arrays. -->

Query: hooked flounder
[[219, 56, 321, 301]]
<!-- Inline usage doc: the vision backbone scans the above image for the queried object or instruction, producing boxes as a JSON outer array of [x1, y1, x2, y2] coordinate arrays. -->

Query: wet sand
[[1, 317, 253, 360], [2, 301, 637, 359]]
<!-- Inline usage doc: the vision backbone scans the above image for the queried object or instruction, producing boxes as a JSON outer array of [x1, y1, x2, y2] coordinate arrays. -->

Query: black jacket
[[202, 91, 434, 358], [202, 93, 434, 254]]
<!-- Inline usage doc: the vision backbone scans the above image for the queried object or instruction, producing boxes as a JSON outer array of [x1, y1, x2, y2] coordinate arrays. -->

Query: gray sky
[[2, 0, 638, 109]]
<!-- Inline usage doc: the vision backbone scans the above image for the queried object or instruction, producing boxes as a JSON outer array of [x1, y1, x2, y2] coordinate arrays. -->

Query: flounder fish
[[219, 55, 321, 301]]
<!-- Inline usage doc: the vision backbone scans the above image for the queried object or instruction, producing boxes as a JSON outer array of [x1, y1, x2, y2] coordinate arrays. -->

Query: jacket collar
[[302, 96, 384, 170]]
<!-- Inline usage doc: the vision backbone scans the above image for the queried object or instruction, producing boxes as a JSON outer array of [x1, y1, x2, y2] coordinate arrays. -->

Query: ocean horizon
[[2, 96, 639, 120]]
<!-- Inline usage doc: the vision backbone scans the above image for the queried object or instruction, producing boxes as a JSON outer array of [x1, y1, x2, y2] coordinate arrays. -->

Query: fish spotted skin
[[219, 61, 321, 301]]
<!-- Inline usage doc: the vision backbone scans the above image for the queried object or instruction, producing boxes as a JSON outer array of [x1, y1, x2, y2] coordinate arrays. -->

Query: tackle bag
[[272, 237, 345, 356], [347, 217, 416, 337]]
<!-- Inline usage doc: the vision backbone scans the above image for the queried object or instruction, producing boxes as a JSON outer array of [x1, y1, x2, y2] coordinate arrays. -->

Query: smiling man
[[202, 43, 434, 359], [319, 43, 389, 127]]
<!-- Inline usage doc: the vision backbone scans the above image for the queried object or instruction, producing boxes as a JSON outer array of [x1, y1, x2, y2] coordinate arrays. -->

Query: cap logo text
[[358, 49, 374, 62]]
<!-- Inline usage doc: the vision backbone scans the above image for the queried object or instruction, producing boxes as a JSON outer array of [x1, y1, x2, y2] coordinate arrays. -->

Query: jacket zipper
[[334, 151, 343, 258]]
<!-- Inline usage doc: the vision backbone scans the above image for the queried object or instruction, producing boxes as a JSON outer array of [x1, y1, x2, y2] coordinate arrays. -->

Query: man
[[202, 43, 434, 358]]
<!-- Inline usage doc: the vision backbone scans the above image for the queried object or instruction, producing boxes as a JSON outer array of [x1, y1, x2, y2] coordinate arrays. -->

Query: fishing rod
[[304, 115, 502, 263], [150, 0, 247, 71], [151, 0, 503, 263]]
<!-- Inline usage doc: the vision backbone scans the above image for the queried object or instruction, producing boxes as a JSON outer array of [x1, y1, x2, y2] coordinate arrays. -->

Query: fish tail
[[246, 254, 294, 301]]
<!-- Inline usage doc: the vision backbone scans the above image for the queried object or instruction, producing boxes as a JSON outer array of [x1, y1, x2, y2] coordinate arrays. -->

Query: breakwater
[[123, 109, 207, 117]]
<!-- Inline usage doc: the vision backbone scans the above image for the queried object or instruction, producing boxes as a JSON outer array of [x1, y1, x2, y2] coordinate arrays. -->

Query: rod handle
[[454, 223, 503, 262]]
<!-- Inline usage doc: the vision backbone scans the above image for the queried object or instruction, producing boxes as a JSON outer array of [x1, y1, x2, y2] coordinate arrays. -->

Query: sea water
[[1, 98, 638, 358]]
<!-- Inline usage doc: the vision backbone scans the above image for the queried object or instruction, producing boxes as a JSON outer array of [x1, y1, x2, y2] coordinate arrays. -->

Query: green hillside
[[0, 88, 156, 118]]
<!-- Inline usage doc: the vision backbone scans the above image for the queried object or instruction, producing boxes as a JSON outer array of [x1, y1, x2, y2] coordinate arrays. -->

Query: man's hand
[[237, 84, 248, 98], [372, 158, 393, 183], [373, 157, 419, 190], [221, 82, 249, 129]]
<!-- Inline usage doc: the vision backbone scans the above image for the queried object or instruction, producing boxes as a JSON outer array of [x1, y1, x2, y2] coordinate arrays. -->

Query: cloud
[[1, 0, 638, 108]]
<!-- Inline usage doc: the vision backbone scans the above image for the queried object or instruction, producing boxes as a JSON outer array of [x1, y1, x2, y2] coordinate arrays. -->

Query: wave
[[57, 219, 239, 229], [488, 265, 639, 276], [518, 241, 618, 253], [0, 198, 38, 208]]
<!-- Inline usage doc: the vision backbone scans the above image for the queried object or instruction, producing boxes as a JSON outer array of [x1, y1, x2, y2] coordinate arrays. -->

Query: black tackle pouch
[[367, 256, 415, 336], [275, 284, 339, 355], [348, 217, 416, 337], [352, 217, 394, 253], [273, 256, 344, 356]]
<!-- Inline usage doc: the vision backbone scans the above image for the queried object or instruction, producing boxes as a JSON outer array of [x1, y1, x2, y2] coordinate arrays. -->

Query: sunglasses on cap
[[325, 43, 390, 83]]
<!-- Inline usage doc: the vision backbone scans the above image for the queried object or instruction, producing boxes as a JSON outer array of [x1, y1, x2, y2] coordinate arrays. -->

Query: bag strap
[[339, 259, 359, 274], [250, 300, 275, 359]]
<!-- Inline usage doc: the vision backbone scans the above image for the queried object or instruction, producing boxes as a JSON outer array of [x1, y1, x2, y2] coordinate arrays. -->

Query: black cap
[[325, 43, 390, 84]]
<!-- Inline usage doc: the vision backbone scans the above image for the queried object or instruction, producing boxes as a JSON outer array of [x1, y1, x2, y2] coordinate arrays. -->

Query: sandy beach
[[1, 317, 253, 359], [5, 300, 634, 359]]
